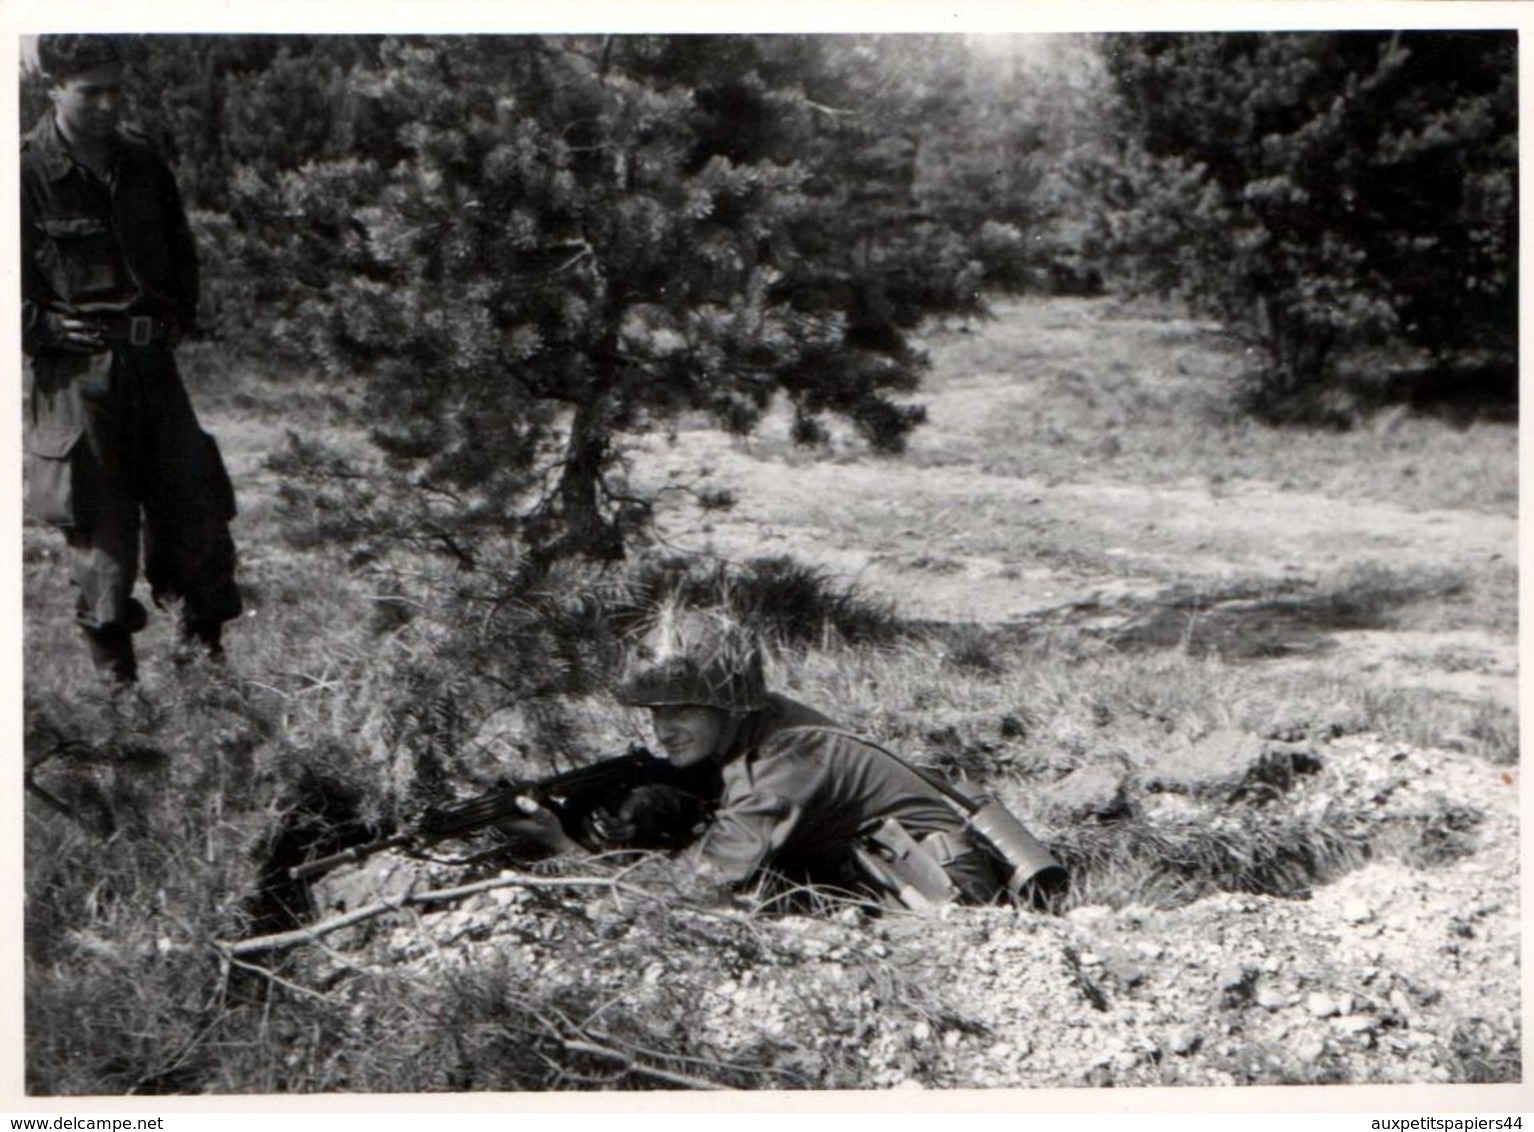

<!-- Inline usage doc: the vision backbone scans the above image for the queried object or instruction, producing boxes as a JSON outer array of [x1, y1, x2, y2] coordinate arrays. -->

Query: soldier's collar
[[719, 704, 776, 769], [32, 112, 121, 182]]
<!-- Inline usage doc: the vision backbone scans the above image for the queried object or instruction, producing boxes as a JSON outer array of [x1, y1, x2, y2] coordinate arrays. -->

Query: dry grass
[[908, 298, 1517, 518]]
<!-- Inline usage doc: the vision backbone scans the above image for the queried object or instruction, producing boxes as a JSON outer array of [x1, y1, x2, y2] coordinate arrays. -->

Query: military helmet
[[618, 609, 769, 713]]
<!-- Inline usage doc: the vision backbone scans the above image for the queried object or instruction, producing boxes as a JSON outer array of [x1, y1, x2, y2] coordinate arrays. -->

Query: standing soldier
[[22, 34, 241, 685]]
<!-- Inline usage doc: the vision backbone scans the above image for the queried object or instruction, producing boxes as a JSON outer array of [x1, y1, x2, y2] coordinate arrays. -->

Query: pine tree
[[230, 34, 985, 566], [917, 34, 1118, 294], [1103, 31, 1516, 408]]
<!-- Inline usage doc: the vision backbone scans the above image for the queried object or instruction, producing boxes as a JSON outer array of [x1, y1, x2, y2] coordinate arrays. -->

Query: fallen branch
[[522, 999, 734, 1090], [560, 1038, 727, 1091], [228, 956, 340, 1004], [219, 870, 646, 957], [221, 889, 413, 957]]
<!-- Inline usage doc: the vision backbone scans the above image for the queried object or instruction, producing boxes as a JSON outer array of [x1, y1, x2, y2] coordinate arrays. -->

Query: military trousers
[[25, 342, 241, 638]]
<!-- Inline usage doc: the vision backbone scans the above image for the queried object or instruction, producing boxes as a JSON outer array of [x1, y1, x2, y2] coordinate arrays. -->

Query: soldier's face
[[49, 62, 126, 146], [650, 705, 729, 767]]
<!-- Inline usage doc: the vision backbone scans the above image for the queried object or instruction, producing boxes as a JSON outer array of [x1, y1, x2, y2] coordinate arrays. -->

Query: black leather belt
[[94, 313, 176, 346]]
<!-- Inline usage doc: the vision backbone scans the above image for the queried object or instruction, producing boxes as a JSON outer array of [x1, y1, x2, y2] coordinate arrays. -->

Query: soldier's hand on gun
[[587, 785, 700, 847], [588, 799, 641, 845], [497, 795, 582, 855]]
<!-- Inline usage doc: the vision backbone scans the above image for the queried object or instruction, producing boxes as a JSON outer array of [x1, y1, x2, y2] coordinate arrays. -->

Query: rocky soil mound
[[291, 732, 1518, 1090]]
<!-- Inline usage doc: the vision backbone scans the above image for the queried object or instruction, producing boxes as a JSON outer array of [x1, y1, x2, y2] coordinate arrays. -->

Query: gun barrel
[[287, 833, 410, 881]]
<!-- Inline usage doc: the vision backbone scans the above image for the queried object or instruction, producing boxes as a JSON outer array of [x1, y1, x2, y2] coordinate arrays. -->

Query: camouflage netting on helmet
[[617, 608, 768, 713]]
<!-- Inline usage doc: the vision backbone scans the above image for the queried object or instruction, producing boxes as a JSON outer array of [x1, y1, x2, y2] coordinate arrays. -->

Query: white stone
[[1295, 1036, 1328, 1062], [1256, 986, 1288, 1011], [1334, 1014, 1378, 1035], [1342, 900, 1374, 925], [1216, 964, 1251, 992], [1170, 1026, 1201, 1055], [1307, 993, 1340, 1018]]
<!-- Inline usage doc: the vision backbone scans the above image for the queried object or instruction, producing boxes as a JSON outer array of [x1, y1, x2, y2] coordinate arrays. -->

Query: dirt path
[[649, 428, 1510, 609], [639, 369, 1517, 708]]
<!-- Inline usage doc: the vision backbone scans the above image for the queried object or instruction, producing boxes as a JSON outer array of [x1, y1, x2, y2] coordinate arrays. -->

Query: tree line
[[22, 31, 1516, 563]]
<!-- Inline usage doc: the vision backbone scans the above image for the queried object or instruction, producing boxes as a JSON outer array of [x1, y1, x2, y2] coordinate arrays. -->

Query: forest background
[[18, 31, 1518, 566]]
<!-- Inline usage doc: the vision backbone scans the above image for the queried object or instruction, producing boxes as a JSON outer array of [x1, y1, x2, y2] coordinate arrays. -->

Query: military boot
[[174, 619, 226, 667], [83, 626, 138, 686]]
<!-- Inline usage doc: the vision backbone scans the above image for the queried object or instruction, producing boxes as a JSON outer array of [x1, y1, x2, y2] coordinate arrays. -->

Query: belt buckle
[[129, 315, 153, 347], [920, 830, 960, 866]]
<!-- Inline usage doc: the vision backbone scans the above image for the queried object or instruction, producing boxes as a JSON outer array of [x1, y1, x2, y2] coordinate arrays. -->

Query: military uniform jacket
[[21, 110, 199, 348], [19, 111, 234, 540], [694, 693, 973, 888]]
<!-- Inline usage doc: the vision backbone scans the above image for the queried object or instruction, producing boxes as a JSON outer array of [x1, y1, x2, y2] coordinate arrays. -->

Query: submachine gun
[[288, 744, 721, 882]]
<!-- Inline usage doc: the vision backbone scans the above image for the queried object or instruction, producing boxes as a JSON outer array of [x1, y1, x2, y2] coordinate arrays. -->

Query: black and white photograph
[[10, 1, 1524, 1109]]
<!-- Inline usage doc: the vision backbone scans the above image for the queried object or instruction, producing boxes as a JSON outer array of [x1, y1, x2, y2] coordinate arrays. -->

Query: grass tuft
[[1050, 813, 1367, 909]]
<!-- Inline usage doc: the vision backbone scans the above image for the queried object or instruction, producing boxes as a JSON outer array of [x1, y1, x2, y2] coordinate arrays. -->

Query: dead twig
[[523, 997, 730, 1090], [220, 870, 646, 957], [559, 1038, 727, 1090], [228, 957, 340, 1005]]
